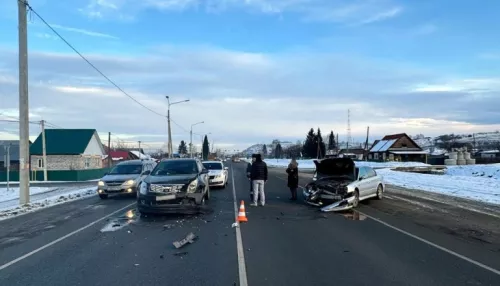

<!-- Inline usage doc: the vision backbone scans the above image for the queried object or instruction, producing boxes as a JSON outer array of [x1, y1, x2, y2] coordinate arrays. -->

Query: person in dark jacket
[[250, 153, 268, 206], [286, 158, 299, 200]]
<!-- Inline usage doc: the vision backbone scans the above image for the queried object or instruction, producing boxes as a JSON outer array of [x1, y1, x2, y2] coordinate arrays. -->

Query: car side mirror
[[201, 168, 209, 174], [224, 167, 228, 170], [358, 176, 363, 181], [142, 170, 151, 176]]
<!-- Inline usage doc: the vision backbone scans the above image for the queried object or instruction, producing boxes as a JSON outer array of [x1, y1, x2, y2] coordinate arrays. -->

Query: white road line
[[0, 202, 136, 271], [274, 174, 500, 276], [359, 211, 500, 276], [231, 167, 248, 286]]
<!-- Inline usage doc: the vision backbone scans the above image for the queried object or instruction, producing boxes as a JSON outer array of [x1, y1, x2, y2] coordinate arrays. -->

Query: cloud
[[79, 0, 402, 25], [49, 24, 119, 39], [1, 44, 500, 151]]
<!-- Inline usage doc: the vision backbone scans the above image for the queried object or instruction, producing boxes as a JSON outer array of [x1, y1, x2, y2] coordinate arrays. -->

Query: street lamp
[[166, 96, 190, 158], [190, 121, 204, 158]]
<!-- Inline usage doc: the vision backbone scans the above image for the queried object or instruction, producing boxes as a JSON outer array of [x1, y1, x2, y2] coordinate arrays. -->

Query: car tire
[[352, 190, 360, 208], [376, 184, 383, 200], [99, 194, 108, 199]]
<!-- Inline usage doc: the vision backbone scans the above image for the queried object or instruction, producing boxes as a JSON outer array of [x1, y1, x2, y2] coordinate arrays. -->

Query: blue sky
[[1, 0, 500, 151]]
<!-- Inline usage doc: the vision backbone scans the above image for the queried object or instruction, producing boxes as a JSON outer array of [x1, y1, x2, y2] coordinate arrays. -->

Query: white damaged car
[[303, 157, 384, 212], [202, 160, 229, 188]]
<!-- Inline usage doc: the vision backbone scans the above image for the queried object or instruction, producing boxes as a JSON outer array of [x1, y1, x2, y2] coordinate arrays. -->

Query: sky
[[1, 0, 500, 152]]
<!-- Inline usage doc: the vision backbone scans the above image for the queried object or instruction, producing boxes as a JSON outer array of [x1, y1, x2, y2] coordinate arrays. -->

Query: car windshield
[[152, 160, 199, 176], [108, 164, 142, 175], [203, 162, 223, 170]]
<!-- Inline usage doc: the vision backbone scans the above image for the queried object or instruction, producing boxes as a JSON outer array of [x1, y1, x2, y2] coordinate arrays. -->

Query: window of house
[[37, 158, 44, 168], [401, 143, 408, 147], [85, 158, 91, 168]]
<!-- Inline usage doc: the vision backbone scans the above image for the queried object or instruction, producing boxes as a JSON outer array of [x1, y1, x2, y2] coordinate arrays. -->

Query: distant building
[[368, 133, 428, 162], [338, 148, 365, 160], [0, 140, 32, 171], [30, 129, 106, 171]]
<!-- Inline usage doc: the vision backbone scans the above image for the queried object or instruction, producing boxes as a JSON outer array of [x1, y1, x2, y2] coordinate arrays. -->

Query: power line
[[20, 0, 166, 118]]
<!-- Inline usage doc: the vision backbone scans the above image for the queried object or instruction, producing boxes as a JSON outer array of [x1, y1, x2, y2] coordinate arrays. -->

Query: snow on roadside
[[446, 164, 500, 180], [377, 169, 500, 205], [240, 158, 429, 169], [0, 187, 56, 203], [0, 186, 97, 221]]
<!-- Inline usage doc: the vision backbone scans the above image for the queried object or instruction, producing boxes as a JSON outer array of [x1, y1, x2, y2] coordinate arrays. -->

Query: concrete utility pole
[[18, 0, 30, 205], [190, 121, 204, 158], [138, 141, 141, 150], [41, 120, 47, 181], [107, 132, 111, 167], [3, 144, 11, 191], [166, 96, 190, 158]]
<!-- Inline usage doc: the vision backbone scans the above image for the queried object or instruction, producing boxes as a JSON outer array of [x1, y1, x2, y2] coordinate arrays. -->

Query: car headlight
[[124, 179, 135, 186], [98, 181, 105, 186], [139, 182, 148, 195], [187, 180, 198, 193]]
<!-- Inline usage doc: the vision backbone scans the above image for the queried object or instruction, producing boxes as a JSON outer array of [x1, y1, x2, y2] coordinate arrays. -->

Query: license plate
[[156, 194, 176, 201], [108, 186, 121, 191]]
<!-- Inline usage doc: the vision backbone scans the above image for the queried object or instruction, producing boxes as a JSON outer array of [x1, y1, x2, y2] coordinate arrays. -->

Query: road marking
[[0, 202, 136, 271], [274, 174, 500, 276], [231, 167, 248, 286], [359, 211, 500, 276]]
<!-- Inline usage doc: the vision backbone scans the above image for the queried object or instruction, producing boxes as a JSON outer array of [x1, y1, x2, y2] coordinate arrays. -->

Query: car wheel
[[376, 184, 383, 200], [99, 194, 108, 199], [352, 190, 360, 208]]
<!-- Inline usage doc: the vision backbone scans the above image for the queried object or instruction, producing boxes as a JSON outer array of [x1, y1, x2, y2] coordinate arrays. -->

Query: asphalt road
[[0, 162, 499, 286]]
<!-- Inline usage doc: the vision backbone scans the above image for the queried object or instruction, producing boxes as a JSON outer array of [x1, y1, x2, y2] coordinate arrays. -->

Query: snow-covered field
[[0, 185, 97, 220], [240, 158, 500, 205]]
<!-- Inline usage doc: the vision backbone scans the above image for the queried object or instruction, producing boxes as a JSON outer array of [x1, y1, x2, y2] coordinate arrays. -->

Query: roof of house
[[382, 133, 407, 140], [370, 133, 422, 152], [30, 129, 98, 155], [109, 150, 131, 159]]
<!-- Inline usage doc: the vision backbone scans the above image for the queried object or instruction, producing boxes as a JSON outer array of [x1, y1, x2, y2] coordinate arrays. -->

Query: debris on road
[[173, 232, 197, 249], [173, 251, 188, 257], [231, 222, 238, 228]]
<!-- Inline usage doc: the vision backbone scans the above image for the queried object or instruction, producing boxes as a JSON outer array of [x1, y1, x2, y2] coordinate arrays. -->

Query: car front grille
[[106, 181, 124, 186], [150, 184, 184, 193], [209, 176, 215, 179]]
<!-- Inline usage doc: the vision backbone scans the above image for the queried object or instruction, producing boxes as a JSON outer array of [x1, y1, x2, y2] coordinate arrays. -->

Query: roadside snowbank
[[377, 168, 500, 205], [0, 186, 97, 220], [240, 158, 429, 169], [446, 164, 500, 180], [0, 187, 55, 203]]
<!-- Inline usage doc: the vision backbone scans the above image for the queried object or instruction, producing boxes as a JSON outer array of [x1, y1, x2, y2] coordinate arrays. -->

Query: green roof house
[[30, 129, 106, 171]]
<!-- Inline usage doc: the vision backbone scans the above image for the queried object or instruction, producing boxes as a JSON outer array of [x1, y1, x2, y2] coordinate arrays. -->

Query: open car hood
[[313, 158, 356, 178]]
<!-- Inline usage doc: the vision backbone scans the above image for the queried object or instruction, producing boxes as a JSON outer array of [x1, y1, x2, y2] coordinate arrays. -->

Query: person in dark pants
[[250, 153, 268, 206], [286, 158, 299, 200], [246, 156, 254, 201]]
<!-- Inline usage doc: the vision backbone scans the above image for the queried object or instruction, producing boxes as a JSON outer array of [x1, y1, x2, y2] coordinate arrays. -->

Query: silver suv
[[97, 160, 156, 199]]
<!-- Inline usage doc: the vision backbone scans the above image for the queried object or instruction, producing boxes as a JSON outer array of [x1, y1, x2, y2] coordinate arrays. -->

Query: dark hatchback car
[[137, 158, 210, 214], [97, 160, 155, 199]]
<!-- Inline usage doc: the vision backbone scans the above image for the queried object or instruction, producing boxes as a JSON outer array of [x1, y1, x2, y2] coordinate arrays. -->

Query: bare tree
[[114, 138, 128, 150]]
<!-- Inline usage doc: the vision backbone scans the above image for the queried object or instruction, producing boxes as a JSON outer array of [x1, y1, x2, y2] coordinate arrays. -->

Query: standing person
[[286, 158, 299, 200], [247, 155, 255, 201], [250, 153, 268, 206]]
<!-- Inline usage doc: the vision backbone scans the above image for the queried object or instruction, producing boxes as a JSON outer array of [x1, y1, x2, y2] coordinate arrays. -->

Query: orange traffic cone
[[237, 200, 248, 222]]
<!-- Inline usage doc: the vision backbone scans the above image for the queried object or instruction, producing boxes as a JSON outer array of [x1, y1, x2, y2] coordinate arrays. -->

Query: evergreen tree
[[328, 131, 336, 150], [202, 135, 210, 160], [262, 144, 268, 157], [316, 128, 326, 158], [274, 143, 283, 158], [178, 140, 188, 155], [302, 128, 316, 158]]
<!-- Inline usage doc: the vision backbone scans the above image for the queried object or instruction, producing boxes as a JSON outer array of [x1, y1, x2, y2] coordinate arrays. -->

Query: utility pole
[[41, 120, 47, 181], [18, 0, 30, 205], [364, 126, 370, 161], [138, 141, 141, 150], [166, 96, 190, 158], [190, 121, 204, 158], [107, 132, 111, 167], [3, 144, 11, 191]]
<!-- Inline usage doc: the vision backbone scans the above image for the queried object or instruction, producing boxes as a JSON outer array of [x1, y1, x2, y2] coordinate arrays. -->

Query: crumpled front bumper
[[302, 187, 356, 212]]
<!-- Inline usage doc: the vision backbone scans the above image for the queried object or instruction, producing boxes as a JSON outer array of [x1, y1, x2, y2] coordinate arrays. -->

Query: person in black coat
[[250, 153, 268, 206], [286, 158, 299, 200], [247, 155, 254, 200]]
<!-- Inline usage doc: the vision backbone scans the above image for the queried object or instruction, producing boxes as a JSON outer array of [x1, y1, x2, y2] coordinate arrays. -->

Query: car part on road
[[173, 232, 197, 249]]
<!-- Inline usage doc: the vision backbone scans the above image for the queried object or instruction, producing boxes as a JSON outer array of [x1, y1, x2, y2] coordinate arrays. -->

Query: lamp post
[[166, 96, 189, 158], [190, 121, 204, 158]]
